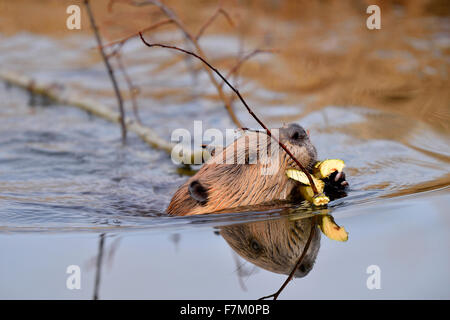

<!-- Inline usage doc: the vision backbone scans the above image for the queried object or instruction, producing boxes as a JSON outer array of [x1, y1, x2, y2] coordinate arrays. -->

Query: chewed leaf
[[286, 169, 324, 189], [312, 193, 330, 206], [313, 159, 345, 179], [319, 215, 348, 241], [286, 169, 310, 184], [286, 169, 327, 205]]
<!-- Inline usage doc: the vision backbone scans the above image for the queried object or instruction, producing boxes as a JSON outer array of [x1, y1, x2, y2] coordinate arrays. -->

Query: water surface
[[0, 0, 449, 299]]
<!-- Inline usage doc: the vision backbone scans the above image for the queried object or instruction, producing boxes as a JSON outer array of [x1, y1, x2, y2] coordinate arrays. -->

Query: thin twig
[[114, 52, 142, 124], [131, 0, 243, 128], [195, 7, 234, 41], [105, 41, 125, 59], [219, 49, 278, 89], [139, 34, 319, 194], [259, 219, 316, 300], [227, 49, 278, 79], [84, 0, 127, 143], [108, 0, 133, 12], [102, 19, 174, 50]]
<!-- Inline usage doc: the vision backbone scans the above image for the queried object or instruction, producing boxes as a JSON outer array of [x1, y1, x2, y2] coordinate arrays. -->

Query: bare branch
[[139, 34, 319, 194], [102, 19, 174, 50], [227, 49, 278, 78], [219, 49, 278, 90], [129, 0, 243, 127], [195, 7, 235, 41], [259, 219, 317, 300], [84, 0, 127, 143], [114, 52, 142, 124], [107, 0, 134, 12], [105, 41, 125, 59]]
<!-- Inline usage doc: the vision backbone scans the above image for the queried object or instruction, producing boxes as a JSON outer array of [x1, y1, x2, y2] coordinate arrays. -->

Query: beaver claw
[[331, 171, 349, 188], [323, 171, 348, 200]]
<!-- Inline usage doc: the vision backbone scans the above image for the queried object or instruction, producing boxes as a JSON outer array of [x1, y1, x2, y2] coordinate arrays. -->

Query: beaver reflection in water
[[220, 216, 320, 277], [167, 123, 348, 216]]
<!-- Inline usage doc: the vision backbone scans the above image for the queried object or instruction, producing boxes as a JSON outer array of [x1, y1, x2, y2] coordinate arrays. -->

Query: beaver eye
[[250, 239, 262, 252], [288, 125, 306, 141]]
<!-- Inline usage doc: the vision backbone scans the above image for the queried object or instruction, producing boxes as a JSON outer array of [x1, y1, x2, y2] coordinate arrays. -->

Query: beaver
[[220, 215, 320, 277], [167, 123, 347, 216]]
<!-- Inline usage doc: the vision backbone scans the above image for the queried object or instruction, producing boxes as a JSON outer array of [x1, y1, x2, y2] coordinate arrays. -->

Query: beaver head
[[167, 123, 317, 216], [220, 216, 320, 277]]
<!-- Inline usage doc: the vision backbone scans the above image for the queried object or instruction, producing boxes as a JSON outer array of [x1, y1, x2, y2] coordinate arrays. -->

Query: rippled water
[[0, 1, 449, 299], [1, 81, 448, 231]]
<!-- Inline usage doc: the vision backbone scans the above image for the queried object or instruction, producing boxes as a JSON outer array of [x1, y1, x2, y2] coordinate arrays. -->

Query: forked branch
[[102, 19, 174, 50], [195, 6, 235, 41], [139, 33, 319, 194], [128, 0, 243, 128], [84, 0, 127, 143]]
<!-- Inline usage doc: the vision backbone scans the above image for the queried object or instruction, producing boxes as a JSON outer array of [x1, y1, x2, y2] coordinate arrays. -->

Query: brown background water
[[0, 0, 449, 299]]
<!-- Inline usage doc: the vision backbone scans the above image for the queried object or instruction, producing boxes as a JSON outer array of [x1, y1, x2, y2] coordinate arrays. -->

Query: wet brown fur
[[167, 124, 317, 216]]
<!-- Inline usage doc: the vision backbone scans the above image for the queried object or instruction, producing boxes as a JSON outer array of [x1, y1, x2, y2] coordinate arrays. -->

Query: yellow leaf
[[286, 169, 310, 184], [286, 169, 324, 190], [286, 169, 327, 205], [312, 193, 330, 206], [313, 159, 345, 179], [319, 215, 348, 241]]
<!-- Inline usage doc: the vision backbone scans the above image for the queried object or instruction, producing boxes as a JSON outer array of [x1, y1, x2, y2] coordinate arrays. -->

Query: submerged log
[[0, 70, 203, 164]]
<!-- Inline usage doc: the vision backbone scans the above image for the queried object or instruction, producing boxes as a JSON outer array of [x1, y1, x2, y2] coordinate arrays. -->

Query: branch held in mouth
[[138, 32, 319, 194]]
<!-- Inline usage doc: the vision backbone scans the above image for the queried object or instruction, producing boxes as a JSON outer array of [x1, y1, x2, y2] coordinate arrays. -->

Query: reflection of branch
[[107, 0, 131, 12], [84, 0, 127, 143], [138, 36, 319, 194], [93, 233, 106, 300], [170, 233, 181, 252], [129, 0, 243, 127], [232, 251, 257, 292], [105, 236, 122, 270], [259, 219, 317, 300]]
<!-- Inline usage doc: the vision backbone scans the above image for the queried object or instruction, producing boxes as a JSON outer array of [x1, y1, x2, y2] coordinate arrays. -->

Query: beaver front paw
[[323, 171, 348, 200], [328, 171, 349, 188]]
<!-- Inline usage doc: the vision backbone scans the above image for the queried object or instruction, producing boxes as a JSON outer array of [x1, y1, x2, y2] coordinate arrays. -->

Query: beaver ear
[[188, 180, 208, 205]]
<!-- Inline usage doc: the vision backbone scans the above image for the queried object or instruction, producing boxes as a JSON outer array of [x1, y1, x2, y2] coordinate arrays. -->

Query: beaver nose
[[294, 261, 314, 278], [287, 123, 307, 141]]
